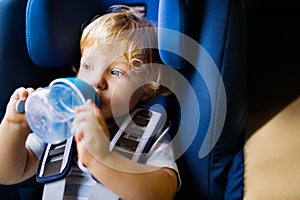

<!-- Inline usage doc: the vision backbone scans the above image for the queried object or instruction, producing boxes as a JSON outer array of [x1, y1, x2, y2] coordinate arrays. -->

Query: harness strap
[[41, 106, 168, 199], [89, 183, 119, 200], [42, 175, 119, 200], [42, 179, 66, 200]]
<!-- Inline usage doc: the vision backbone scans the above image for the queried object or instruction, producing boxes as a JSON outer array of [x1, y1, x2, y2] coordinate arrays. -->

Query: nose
[[92, 75, 107, 90]]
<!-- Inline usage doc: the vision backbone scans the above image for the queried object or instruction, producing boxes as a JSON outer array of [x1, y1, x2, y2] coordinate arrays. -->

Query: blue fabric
[[0, 0, 246, 199], [158, 0, 247, 199], [0, 0, 74, 197], [26, 0, 160, 68], [225, 148, 245, 200], [0, 0, 75, 120], [26, 0, 103, 67], [158, 0, 186, 69]]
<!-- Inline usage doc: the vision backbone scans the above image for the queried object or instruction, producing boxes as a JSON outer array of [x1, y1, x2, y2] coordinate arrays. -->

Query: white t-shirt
[[26, 125, 180, 199]]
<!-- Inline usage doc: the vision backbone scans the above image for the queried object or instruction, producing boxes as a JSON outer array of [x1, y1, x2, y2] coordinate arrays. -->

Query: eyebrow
[[110, 58, 131, 70]]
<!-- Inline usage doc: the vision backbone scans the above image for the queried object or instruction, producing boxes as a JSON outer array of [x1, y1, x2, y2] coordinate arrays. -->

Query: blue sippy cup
[[16, 78, 100, 144]]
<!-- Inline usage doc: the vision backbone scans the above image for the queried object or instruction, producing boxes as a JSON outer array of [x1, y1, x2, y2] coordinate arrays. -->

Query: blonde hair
[[80, 5, 171, 98]]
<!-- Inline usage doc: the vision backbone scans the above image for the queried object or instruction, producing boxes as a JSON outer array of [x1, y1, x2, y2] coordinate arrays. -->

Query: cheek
[[76, 71, 89, 83], [108, 87, 145, 118], [109, 91, 130, 116]]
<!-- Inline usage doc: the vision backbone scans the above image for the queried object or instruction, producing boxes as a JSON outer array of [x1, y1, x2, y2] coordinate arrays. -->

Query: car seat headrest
[[26, 0, 185, 70], [26, 0, 104, 68], [158, 0, 187, 70]]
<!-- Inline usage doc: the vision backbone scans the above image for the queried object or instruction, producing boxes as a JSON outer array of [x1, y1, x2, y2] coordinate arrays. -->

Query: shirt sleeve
[[26, 133, 47, 160], [145, 130, 182, 189]]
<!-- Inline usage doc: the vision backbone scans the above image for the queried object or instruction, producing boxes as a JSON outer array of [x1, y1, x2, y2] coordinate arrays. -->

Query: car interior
[[0, 0, 298, 199]]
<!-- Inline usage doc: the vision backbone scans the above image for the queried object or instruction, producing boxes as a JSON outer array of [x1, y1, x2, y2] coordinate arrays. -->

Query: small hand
[[73, 100, 111, 168], [4, 87, 34, 126]]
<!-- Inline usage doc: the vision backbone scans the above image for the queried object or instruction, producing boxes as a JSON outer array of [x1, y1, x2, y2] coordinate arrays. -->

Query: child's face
[[77, 44, 148, 119]]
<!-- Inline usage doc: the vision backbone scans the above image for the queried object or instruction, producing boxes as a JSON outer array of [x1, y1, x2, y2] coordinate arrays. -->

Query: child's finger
[[11, 87, 25, 100], [73, 111, 93, 125], [12, 87, 35, 101], [74, 101, 93, 112], [26, 88, 35, 96]]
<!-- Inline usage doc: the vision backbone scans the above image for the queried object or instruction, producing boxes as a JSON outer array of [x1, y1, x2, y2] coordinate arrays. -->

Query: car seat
[[0, 0, 74, 199], [0, 0, 247, 199]]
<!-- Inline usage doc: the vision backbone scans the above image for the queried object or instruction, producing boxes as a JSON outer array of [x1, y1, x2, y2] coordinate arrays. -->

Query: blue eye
[[111, 69, 124, 77], [84, 65, 94, 71]]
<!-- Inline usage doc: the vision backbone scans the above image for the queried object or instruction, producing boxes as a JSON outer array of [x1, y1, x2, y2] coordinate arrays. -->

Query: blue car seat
[[0, 0, 74, 199], [0, 0, 247, 199]]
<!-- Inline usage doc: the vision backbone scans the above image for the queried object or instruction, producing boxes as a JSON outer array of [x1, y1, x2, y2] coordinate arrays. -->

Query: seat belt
[[36, 136, 75, 183], [42, 179, 66, 200], [39, 105, 168, 199], [37, 136, 75, 200]]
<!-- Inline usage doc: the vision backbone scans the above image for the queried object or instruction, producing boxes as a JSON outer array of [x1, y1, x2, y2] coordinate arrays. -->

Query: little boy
[[0, 5, 179, 200]]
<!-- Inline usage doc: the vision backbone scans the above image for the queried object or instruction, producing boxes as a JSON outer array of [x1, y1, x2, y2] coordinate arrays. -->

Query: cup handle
[[15, 99, 26, 113]]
